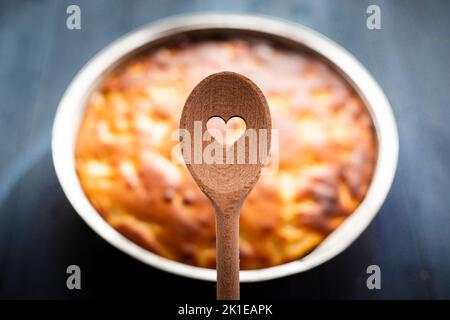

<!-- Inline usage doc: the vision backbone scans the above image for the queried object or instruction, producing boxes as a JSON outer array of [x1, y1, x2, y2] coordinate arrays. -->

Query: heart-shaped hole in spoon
[[207, 116, 247, 147]]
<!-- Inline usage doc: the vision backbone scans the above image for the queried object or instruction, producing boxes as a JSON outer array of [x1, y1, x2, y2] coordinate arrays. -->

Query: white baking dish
[[52, 14, 398, 282]]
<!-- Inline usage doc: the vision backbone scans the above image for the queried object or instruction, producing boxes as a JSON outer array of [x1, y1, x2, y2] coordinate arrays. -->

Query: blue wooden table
[[1, 0, 449, 299]]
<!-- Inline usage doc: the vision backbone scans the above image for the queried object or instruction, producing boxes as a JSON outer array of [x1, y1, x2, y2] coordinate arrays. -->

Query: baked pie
[[75, 39, 376, 269]]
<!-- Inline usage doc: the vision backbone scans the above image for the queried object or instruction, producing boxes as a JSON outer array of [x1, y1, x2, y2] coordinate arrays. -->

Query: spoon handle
[[216, 210, 240, 300]]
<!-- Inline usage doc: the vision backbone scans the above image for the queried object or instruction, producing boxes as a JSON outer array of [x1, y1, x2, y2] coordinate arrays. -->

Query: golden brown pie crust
[[75, 39, 376, 269]]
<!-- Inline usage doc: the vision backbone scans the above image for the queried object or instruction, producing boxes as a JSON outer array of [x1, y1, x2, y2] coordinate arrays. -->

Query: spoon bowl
[[180, 72, 271, 199]]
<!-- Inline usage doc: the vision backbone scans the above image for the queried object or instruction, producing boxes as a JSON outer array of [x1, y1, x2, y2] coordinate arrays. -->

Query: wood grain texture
[[180, 72, 271, 300], [1, 0, 450, 300]]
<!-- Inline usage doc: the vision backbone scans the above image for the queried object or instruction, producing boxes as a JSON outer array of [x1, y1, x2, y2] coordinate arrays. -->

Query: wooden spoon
[[180, 71, 271, 300]]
